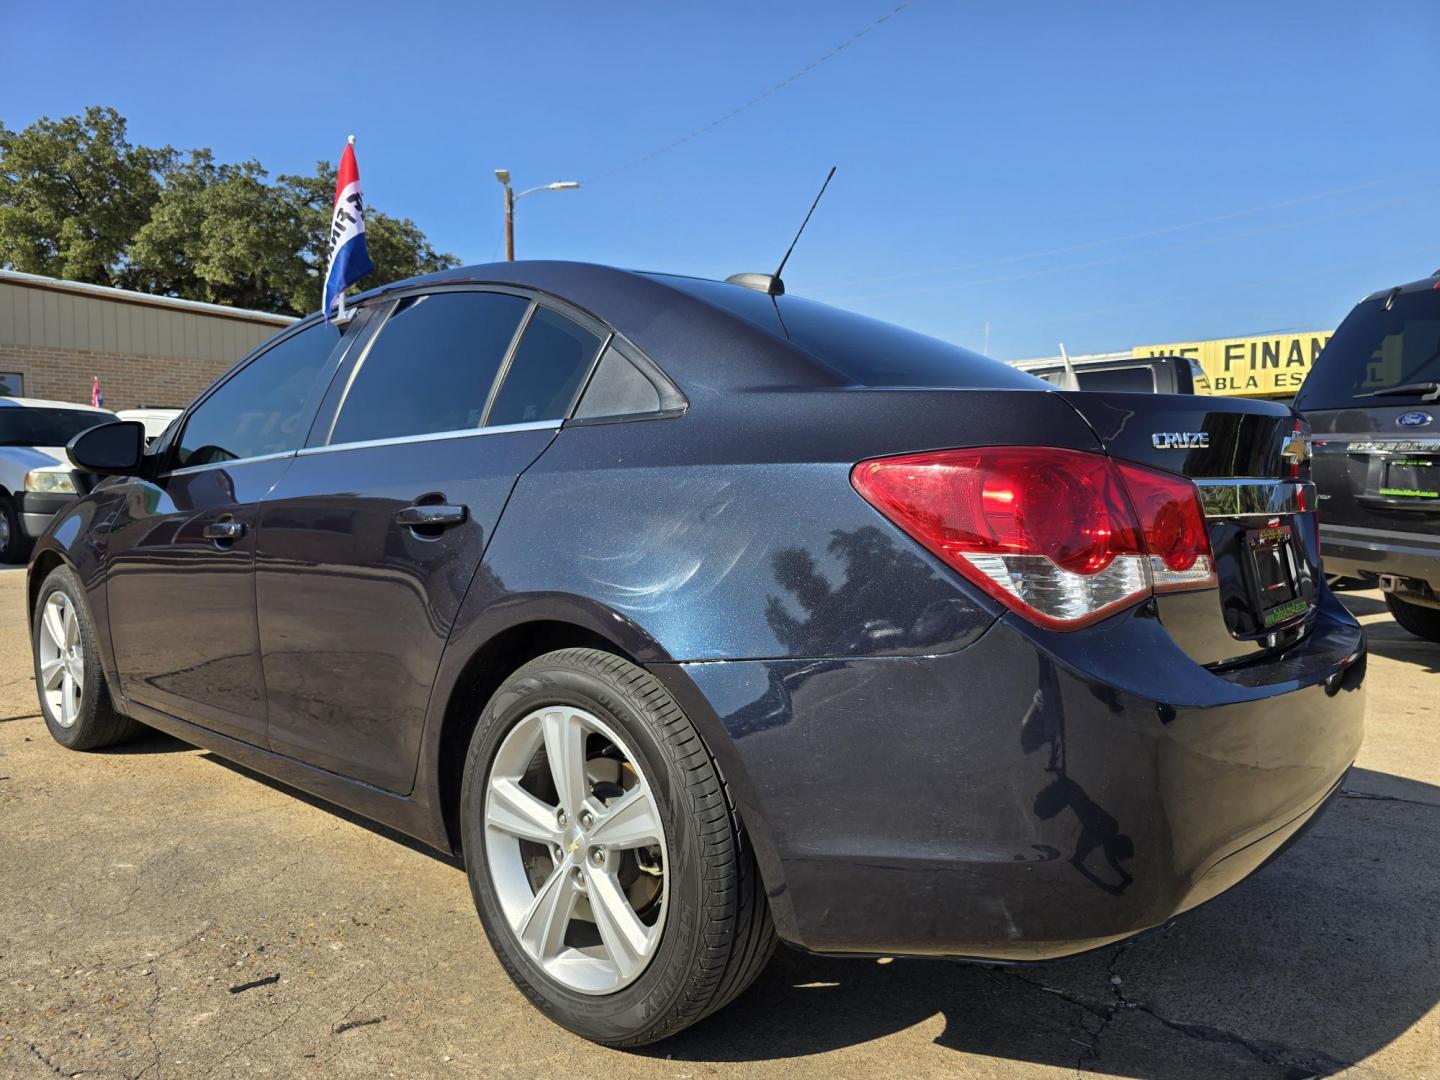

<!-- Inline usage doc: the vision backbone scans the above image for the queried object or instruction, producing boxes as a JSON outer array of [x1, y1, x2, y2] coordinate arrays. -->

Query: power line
[[583, 2, 912, 184], [816, 170, 1440, 293], [820, 186, 1440, 303]]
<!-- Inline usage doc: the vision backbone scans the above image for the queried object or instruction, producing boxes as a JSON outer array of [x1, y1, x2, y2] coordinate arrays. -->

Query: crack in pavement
[[1340, 788, 1440, 809], [998, 935, 1365, 1078]]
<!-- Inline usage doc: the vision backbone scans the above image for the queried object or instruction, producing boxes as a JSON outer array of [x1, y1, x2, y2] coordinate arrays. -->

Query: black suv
[[1296, 272, 1440, 641]]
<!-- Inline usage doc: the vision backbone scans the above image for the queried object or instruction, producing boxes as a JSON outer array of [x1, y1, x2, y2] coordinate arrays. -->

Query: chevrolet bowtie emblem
[[1281, 434, 1310, 463]]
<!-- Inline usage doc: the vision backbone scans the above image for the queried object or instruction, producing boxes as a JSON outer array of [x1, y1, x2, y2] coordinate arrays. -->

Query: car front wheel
[[460, 648, 775, 1045], [33, 565, 142, 749]]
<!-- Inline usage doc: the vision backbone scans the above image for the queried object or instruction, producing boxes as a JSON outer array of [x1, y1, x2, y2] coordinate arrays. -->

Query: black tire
[[32, 564, 143, 750], [0, 494, 28, 565], [1385, 592, 1440, 642], [460, 648, 776, 1046]]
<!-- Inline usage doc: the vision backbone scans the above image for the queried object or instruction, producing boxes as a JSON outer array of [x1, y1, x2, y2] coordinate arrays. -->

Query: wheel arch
[[419, 602, 794, 939]]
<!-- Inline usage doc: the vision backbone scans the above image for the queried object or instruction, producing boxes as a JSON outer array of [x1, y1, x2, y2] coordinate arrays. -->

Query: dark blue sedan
[[29, 261, 1365, 1044]]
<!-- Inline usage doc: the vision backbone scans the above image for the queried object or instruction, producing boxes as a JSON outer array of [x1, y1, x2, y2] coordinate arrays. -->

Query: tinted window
[[1295, 290, 1440, 410], [0, 407, 116, 447], [574, 345, 662, 418], [330, 291, 529, 445], [176, 323, 339, 468], [1074, 366, 1157, 393], [0, 373, 24, 395], [487, 306, 602, 426], [646, 274, 1043, 390]]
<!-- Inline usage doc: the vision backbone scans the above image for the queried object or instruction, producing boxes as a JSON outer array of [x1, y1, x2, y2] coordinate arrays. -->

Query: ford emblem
[[1397, 412, 1433, 428]]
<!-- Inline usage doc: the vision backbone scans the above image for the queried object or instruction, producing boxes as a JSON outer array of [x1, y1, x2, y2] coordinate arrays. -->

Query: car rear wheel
[[460, 648, 775, 1045], [33, 565, 143, 749], [1385, 592, 1440, 642]]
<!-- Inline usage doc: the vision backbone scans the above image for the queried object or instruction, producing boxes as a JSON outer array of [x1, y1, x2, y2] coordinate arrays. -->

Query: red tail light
[[851, 447, 1216, 630]]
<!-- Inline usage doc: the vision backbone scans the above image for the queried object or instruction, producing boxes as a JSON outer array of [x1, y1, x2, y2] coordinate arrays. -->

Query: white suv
[[0, 397, 117, 562]]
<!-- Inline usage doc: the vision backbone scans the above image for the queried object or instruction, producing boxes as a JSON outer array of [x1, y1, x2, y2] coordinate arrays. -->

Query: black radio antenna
[[725, 166, 837, 298], [775, 166, 837, 283]]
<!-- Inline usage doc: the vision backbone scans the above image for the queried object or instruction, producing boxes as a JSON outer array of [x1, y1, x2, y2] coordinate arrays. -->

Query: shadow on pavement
[[649, 767, 1439, 1077], [198, 752, 463, 868], [1339, 593, 1440, 674], [107, 728, 192, 755]]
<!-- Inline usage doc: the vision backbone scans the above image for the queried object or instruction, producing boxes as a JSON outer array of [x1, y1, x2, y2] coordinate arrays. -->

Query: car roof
[[335, 259, 1031, 396], [0, 396, 113, 412], [1360, 271, 1440, 303]]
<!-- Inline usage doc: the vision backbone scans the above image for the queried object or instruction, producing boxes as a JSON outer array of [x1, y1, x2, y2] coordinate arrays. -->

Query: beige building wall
[[0, 271, 296, 409]]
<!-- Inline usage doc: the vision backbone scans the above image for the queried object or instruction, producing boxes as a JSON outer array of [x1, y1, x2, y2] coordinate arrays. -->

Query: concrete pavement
[[0, 570, 1435, 1078]]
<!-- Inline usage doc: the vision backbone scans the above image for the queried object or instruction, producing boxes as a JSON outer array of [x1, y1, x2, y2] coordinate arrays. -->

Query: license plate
[[1245, 523, 1307, 628], [1380, 457, 1439, 498]]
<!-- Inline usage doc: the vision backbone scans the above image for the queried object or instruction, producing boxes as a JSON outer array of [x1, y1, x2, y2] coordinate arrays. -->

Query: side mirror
[[67, 421, 147, 476]]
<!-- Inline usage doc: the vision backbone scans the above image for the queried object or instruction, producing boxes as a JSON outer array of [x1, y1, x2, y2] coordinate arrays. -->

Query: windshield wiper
[[1357, 381, 1440, 402]]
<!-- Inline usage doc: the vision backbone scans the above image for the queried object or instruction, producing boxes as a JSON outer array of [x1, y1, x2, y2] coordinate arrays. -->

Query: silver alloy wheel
[[0, 510, 10, 553], [484, 706, 668, 995], [38, 592, 83, 728]]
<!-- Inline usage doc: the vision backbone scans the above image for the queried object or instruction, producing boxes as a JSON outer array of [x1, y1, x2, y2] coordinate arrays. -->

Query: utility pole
[[504, 184, 515, 261], [494, 170, 580, 261]]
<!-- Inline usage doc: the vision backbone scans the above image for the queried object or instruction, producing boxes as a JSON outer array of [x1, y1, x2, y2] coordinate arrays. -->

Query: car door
[[254, 288, 607, 792], [105, 318, 358, 744]]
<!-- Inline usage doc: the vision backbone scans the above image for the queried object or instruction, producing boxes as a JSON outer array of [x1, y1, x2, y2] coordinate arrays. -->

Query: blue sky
[[3, 1, 1438, 358]]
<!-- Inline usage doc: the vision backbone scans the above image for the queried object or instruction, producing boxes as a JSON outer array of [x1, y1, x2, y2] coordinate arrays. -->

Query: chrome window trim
[[1194, 479, 1316, 520], [163, 449, 297, 477], [296, 419, 561, 457]]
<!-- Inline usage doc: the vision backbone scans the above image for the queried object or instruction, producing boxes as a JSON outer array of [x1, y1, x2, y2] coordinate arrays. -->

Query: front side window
[[487, 306, 603, 426], [175, 322, 340, 468], [329, 291, 530, 445]]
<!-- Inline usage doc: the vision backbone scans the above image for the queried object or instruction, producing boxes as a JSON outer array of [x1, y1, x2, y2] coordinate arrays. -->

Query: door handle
[[394, 504, 468, 529], [203, 520, 246, 542]]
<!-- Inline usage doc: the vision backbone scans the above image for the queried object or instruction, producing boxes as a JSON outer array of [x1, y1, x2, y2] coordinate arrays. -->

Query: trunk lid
[[1058, 391, 1317, 666]]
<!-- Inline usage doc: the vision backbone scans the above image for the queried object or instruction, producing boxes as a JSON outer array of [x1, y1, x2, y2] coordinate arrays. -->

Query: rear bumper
[[1321, 522, 1440, 589], [670, 591, 1365, 960]]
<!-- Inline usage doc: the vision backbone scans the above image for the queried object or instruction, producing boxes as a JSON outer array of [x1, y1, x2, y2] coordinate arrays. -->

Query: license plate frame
[[1380, 456, 1440, 499], [1244, 522, 1307, 629]]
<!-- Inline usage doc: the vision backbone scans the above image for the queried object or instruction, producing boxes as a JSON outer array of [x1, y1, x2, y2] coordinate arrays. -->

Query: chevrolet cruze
[[30, 261, 1366, 1044]]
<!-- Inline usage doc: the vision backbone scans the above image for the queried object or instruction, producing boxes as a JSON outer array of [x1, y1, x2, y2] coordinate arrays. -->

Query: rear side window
[[1074, 366, 1157, 393], [329, 291, 530, 445], [487, 306, 603, 426], [1296, 289, 1440, 410], [175, 322, 339, 468]]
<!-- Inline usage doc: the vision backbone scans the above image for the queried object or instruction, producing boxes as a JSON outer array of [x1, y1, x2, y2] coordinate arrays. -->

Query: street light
[[494, 170, 580, 261]]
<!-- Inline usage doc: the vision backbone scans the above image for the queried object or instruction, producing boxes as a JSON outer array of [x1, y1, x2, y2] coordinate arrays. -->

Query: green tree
[[0, 106, 171, 285], [0, 106, 460, 315], [126, 150, 309, 312]]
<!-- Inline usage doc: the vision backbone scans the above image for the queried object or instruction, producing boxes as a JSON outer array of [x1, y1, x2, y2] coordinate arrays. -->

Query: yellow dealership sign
[[1132, 332, 1332, 397]]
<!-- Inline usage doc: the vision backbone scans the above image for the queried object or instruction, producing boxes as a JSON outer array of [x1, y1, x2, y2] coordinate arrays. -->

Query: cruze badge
[[1151, 431, 1209, 450]]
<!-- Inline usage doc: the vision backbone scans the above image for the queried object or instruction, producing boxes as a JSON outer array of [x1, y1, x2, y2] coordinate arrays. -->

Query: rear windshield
[[649, 274, 1045, 390], [0, 407, 114, 447], [1295, 289, 1440, 410]]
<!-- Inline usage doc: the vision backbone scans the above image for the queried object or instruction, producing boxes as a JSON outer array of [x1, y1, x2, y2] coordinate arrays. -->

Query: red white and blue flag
[[91, 376, 104, 408], [323, 136, 374, 321]]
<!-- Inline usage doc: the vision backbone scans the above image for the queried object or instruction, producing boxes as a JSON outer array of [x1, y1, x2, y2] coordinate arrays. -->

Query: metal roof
[[0, 269, 296, 326]]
